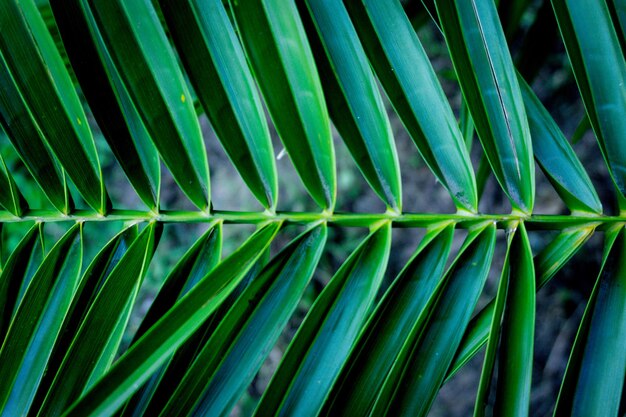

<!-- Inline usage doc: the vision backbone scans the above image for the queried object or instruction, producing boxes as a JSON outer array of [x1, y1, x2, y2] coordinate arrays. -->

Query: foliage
[[0, 0, 625, 416]]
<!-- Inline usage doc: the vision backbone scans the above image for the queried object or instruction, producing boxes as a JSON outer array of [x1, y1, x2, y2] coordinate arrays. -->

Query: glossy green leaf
[[613, 0, 626, 36], [132, 223, 222, 342], [0, 0, 107, 213], [28, 225, 138, 416], [301, 0, 401, 211], [115, 224, 222, 417], [555, 225, 626, 416], [371, 223, 496, 416], [63, 222, 281, 417], [0, 224, 39, 343], [552, 0, 626, 200], [460, 99, 476, 151], [0, 49, 70, 213], [88, 0, 209, 209], [37, 223, 160, 417], [475, 223, 534, 417], [320, 222, 454, 417], [494, 222, 535, 416], [0, 153, 25, 217], [448, 224, 596, 381], [48, 0, 160, 210], [135, 248, 268, 417], [571, 113, 591, 145], [161, 224, 328, 417], [231, 0, 336, 210], [436, 0, 535, 213], [0, 224, 82, 416], [159, 0, 278, 210], [256, 222, 390, 416], [346, 0, 477, 212], [519, 76, 602, 214]]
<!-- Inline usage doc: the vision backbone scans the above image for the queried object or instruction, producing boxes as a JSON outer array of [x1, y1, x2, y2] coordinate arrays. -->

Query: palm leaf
[[0, 1, 622, 416]]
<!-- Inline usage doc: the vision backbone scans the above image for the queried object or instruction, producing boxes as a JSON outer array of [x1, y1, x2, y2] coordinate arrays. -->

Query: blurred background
[[0, 0, 619, 415]]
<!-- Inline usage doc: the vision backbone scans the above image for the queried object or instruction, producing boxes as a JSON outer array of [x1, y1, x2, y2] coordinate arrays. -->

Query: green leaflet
[[117, 223, 222, 417], [460, 99, 476, 152], [321, 222, 454, 417], [614, 0, 626, 35], [0, 224, 40, 343], [29, 223, 139, 414], [0, 224, 82, 416], [159, 0, 278, 210], [231, 0, 336, 210], [519, 76, 602, 214], [161, 224, 328, 417], [63, 222, 281, 417], [447, 224, 597, 381], [0, 153, 25, 216], [474, 223, 535, 417], [36, 223, 160, 417], [555, 225, 626, 416], [301, 0, 401, 212], [371, 223, 496, 416], [552, 0, 626, 199], [136, 247, 268, 417], [131, 223, 222, 343], [255, 222, 391, 416], [49, 0, 160, 210], [0, 48, 69, 213], [0, 0, 107, 213], [346, 0, 477, 212], [436, 0, 535, 213], [88, 0, 209, 209]]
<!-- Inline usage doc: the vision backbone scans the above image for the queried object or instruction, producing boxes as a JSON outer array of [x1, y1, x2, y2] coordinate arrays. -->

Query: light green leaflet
[[0, 224, 82, 417], [0, 0, 107, 213], [49, 0, 160, 210], [88, 0, 210, 209], [371, 223, 496, 416], [446, 223, 598, 381], [27, 226, 139, 416], [37, 223, 160, 417], [552, 0, 626, 199], [64, 222, 281, 416], [159, 0, 278, 210], [320, 222, 454, 417], [519, 76, 601, 214], [0, 49, 69, 213], [302, 0, 401, 212], [120, 224, 223, 417], [447, 224, 597, 381], [0, 224, 39, 342], [255, 222, 391, 416], [346, 0, 477, 212], [160, 224, 328, 417], [231, 0, 336, 210], [0, 153, 25, 217], [131, 224, 222, 342], [436, 0, 534, 213], [555, 225, 626, 416], [474, 222, 534, 417], [136, 247, 268, 417]]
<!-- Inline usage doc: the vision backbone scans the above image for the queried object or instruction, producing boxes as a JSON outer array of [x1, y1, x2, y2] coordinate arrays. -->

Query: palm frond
[[0, 0, 624, 416]]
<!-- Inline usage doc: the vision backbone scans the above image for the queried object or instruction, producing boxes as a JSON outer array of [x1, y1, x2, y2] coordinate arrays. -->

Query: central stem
[[0, 209, 622, 230]]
